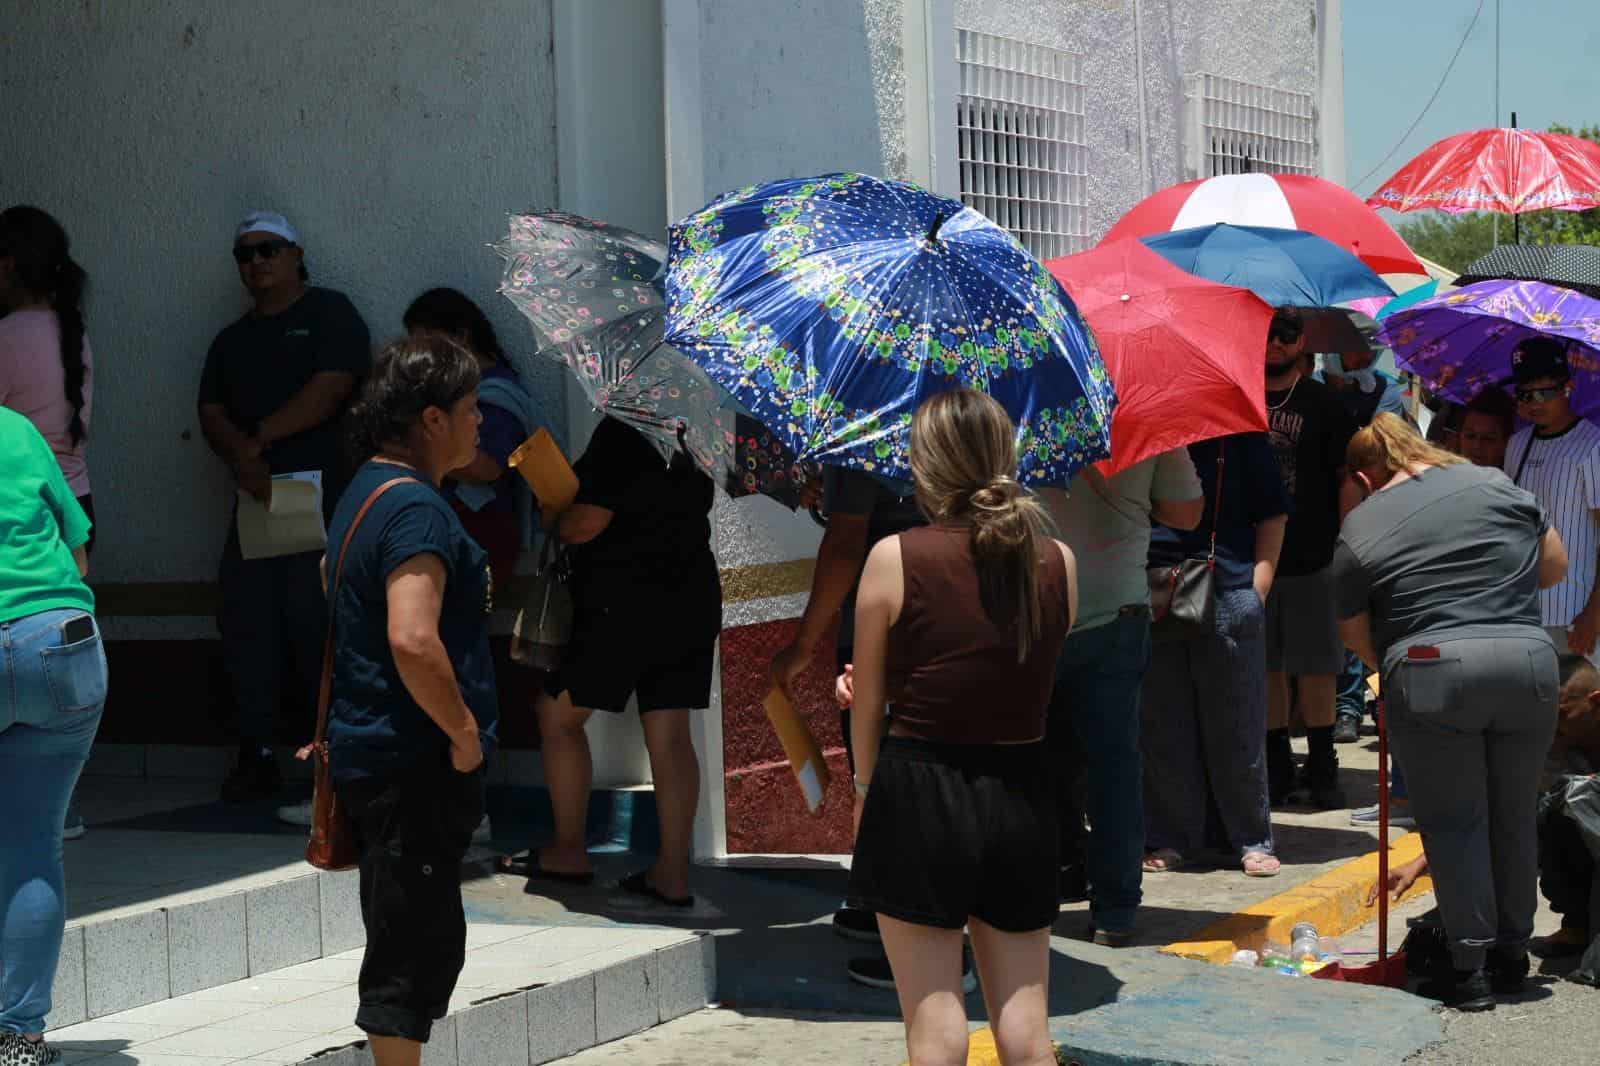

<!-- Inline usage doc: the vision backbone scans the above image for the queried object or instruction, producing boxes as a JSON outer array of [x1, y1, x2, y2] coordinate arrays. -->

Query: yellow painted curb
[[1162, 832, 1432, 963]]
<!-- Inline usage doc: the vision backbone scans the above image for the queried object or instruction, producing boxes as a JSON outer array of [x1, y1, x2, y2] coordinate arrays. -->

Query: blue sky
[[1344, 0, 1600, 196]]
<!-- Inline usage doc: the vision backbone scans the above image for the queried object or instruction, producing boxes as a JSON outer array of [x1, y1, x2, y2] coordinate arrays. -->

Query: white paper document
[[237, 470, 327, 560]]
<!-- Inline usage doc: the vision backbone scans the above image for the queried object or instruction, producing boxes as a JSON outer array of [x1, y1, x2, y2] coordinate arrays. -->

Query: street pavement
[[464, 730, 1600, 1063]]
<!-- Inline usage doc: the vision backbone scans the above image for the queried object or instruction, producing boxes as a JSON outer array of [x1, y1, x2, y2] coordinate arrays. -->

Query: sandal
[[1242, 851, 1282, 878], [1142, 848, 1184, 873], [618, 869, 695, 908], [498, 850, 595, 887]]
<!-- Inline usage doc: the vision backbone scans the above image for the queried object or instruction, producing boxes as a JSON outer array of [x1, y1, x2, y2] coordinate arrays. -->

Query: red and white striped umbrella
[[1102, 173, 1427, 279]]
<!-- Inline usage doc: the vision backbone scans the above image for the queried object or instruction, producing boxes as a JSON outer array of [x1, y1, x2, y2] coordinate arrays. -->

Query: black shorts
[[545, 591, 720, 714], [848, 736, 1058, 933], [337, 763, 486, 1043]]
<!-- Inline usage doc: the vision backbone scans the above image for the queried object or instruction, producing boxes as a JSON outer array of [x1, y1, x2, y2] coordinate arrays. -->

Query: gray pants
[[1387, 633, 1559, 970], [1142, 586, 1274, 857]]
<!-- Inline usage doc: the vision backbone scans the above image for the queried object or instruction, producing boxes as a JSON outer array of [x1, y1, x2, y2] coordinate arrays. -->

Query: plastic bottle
[[1258, 941, 1292, 971], [1230, 949, 1260, 967], [1290, 922, 1319, 944], [1290, 933, 1320, 962], [1316, 937, 1344, 963]]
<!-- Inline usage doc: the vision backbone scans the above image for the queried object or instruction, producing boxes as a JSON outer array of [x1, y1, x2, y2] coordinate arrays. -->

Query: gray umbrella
[[1456, 243, 1600, 301]]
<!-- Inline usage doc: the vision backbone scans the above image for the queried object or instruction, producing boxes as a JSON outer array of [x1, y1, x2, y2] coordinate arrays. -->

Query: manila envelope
[[509, 427, 579, 518], [762, 687, 831, 814]]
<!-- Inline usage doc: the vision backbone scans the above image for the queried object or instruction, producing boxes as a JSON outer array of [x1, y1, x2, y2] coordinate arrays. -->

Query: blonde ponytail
[[910, 391, 1055, 661]]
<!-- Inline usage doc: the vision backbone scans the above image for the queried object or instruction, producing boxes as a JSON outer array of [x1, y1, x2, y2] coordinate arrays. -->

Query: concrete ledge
[[1161, 831, 1432, 963]]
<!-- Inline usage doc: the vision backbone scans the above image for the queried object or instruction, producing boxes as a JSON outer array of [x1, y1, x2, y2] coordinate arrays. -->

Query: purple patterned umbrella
[[1380, 279, 1600, 415]]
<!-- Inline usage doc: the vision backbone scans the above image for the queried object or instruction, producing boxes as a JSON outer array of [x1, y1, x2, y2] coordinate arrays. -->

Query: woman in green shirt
[[0, 407, 106, 1065]]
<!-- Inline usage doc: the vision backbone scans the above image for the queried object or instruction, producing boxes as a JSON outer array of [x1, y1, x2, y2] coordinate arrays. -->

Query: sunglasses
[[1515, 385, 1566, 404], [1268, 321, 1303, 344], [232, 240, 292, 264]]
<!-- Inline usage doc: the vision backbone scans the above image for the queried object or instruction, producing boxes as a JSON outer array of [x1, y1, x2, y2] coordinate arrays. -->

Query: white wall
[[1, 1, 561, 599], [954, 0, 1322, 241]]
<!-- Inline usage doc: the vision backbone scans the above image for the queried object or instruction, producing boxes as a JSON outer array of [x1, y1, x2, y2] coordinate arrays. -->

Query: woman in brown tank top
[[843, 388, 1077, 1066]]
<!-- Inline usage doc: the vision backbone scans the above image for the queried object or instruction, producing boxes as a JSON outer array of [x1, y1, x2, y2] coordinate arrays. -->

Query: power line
[[1352, 0, 1488, 192]]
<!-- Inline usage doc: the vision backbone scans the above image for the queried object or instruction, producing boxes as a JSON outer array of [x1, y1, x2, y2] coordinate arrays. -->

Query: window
[[956, 30, 1088, 260], [1183, 73, 1315, 179]]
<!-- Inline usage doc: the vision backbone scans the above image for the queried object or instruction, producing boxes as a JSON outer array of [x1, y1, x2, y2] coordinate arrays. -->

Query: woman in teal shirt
[[0, 407, 106, 1065]]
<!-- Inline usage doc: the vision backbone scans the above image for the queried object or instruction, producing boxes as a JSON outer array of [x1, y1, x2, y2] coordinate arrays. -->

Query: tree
[[1392, 123, 1600, 273]]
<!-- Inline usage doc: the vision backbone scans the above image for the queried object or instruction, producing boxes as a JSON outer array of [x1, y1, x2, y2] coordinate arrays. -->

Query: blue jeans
[[0, 608, 107, 1035], [1048, 612, 1151, 934], [1335, 649, 1368, 722]]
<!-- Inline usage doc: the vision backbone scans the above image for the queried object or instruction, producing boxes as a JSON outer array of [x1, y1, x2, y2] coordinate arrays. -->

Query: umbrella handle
[[1378, 697, 1389, 963]]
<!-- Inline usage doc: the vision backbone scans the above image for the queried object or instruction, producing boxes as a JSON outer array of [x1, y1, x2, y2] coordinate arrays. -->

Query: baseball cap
[[1510, 336, 1570, 384], [235, 210, 299, 246]]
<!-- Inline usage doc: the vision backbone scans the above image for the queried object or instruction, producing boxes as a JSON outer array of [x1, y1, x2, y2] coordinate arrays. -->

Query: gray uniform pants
[[1386, 633, 1559, 971]]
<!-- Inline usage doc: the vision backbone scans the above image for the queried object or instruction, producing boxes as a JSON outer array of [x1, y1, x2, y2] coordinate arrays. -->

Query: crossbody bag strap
[[1207, 448, 1226, 564], [311, 477, 420, 750]]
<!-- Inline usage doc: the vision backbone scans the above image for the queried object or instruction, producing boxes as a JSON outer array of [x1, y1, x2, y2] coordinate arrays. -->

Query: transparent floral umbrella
[[495, 212, 808, 507]]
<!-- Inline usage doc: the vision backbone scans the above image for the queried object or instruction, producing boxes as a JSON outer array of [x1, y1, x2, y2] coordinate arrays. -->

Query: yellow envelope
[[762, 687, 831, 814], [509, 428, 579, 517], [1367, 672, 1381, 698]]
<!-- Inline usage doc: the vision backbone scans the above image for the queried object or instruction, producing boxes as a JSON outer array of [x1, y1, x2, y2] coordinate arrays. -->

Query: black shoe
[[1488, 946, 1530, 993], [832, 907, 881, 943], [221, 750, 282, 803], [847, 949, 977, 993], [1419, 967, 1495, 1011], [1058, 863, 1089, 903], [1332, 715, 1361, 744], [1297, 758, 1346, 810]]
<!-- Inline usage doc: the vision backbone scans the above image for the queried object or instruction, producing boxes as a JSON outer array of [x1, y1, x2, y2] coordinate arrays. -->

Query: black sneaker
[[0, 1032, 62, 1064], [1332, 715, 1361, 744], [1419, 967, 1495, 1011], [1487, 946, 1530, 994], [221, 750, 282, 803], [831, 907, 881, 943], [847, 950, 977, 994]]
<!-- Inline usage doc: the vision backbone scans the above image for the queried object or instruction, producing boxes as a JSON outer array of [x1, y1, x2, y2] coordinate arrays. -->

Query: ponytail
[[0, 206, 90, 444], [909, 389, 1055, 661]]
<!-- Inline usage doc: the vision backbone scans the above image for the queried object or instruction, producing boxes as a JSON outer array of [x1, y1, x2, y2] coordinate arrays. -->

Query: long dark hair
[[1, 206, 89, 444], [402, 287, 508, 367], [348, 334, 480, 458]]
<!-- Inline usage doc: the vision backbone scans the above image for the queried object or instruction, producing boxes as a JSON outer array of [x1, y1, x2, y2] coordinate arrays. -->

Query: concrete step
[[45, 923, 715, 1065]]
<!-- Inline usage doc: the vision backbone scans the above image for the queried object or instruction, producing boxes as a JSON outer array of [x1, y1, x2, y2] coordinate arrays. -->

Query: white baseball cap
[[234, 210, 299, 245]]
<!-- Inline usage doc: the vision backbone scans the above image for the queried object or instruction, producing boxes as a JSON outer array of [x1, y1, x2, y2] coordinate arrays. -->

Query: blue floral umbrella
[[662, 173, 1115, 485]]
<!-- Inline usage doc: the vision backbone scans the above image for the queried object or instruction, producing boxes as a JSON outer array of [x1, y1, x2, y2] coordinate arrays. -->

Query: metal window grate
[[1183, 73, 1316, 179], [956, 30, 1089, 260]]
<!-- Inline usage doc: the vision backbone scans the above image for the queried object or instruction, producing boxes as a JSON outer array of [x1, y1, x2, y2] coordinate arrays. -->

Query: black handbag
[[510, 534, 572, 671], [1147, 450, 1225, 643]]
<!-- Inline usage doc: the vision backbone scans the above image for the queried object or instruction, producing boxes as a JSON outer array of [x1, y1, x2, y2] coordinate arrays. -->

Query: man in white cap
[[197, 211, 371, 805]]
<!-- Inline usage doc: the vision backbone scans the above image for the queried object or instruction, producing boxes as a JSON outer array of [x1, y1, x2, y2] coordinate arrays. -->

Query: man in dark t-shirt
[[1262, 309, 1358, 809], [197, 211, 371, 805]]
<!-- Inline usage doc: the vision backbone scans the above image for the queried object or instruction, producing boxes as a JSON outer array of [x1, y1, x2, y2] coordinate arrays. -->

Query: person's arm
[[450, 449, 504, 485], [448, 396, 522, 484], [73, 545, 88, 578], [558, 503, 613, 544], [1147, 448, 1205, 530], [1338, 611, 1380, 672], [198, 403, 260, 466], [254, 371, 359, 449], [849, 536, 904, 827], [1252, 514, 1286, 605], [770, 513, 870, 690], [1540, 526, 1571, 591], [385, 554, 482, 771], [1367, 852, 1428, 905], [1057, 539, 1080, 633]]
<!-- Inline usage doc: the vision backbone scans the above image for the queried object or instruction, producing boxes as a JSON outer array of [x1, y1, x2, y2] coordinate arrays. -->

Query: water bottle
[[1230, 949, 1260, 967]]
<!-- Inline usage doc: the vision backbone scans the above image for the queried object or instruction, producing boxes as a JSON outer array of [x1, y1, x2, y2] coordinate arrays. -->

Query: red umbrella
[[1367, 128, 1600, 215], [1046, 240, 1272, 476], [1103, 173, 1426, 278]]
